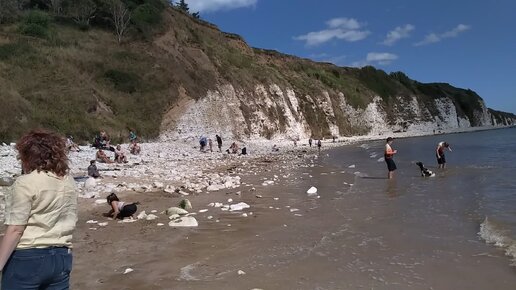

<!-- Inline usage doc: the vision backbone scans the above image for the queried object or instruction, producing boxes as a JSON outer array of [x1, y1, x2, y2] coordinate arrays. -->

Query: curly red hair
[[16, 129, 69, 177]]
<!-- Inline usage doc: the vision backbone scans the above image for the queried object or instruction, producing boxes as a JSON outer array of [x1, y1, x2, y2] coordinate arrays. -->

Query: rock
[[165, 207, 188, 216], [169, 214, 180, 220], [179, 199, 192, 210], [198, 209, 208, 213], [153, 181, 164, 188], [164, 185, 176, 193], [227, 198, 233, 203], [0, 177, 15, 187], [168, 216, 198, 227], [95, 199, 106, 205], [84, 177, 97, 189], [146, 214, 158, 221], [157, 223, 164, 226], [80, 191, 98, 199], [137, 211, 148, 220], [237, 270, 246, 275], [98, 222, 108, 227], [255, 195, 263, 198], [307, 186, 318, 197], [348, 164, 356, 168], [86, 220, 98, 224], [123, 268, 134, 274], [229, 202, 250, 211]]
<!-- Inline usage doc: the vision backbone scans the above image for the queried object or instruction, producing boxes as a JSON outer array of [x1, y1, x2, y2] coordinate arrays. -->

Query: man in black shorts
[[384, 137, 397, 179], [436, 141, 452, 168]]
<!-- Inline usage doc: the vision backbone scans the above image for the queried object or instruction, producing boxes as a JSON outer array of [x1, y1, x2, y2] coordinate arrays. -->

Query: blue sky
[[182, 0, 516, 113]]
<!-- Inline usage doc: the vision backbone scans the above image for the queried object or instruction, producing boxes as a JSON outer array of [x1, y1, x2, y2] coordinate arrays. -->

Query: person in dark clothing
[[88, 160, 101, 178], [105, 193, 138, 220], [309, 138, 313, 147], [216, 135, 223, 152]]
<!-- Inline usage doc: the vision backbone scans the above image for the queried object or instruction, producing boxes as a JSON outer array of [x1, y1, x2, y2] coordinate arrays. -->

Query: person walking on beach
[[317, 139, 322, 152], [384, 137, 397, 179], [436, 141, 452, 169], [0, 129, 77, 289], [309, 138, 313, 147], [216, 134, 222, 152], [208, 138, 213, 152]]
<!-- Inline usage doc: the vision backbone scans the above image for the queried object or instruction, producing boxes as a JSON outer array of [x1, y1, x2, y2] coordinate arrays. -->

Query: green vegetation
[[0, 3, 512, 143]]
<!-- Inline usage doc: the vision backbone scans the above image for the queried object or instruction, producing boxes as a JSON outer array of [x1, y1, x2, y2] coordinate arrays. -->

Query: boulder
[[84, 177, 97, 189], [168, 216, 198, 227], [179, 199, 192, 210], [0, 177, 15, 187], [165, 207, 188, 216]]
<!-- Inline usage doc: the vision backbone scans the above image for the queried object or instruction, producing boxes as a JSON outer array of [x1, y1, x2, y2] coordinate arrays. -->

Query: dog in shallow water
[[416, 162, 435, 177]]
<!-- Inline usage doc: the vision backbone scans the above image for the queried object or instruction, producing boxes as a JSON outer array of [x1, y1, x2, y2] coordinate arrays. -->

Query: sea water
[[314, 127, 516, 288]]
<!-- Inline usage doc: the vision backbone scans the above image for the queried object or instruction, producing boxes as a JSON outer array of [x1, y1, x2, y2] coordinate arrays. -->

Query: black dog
[[416, 162, 435, 177]]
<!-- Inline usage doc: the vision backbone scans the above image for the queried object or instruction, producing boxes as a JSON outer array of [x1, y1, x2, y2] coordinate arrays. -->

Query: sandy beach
[[1, 126, 516, 290]]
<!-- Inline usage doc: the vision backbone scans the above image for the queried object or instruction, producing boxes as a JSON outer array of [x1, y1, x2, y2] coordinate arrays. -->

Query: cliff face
[[0, 7, 514, 142]]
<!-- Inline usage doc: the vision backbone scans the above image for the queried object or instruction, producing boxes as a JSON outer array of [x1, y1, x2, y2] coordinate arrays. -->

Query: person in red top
[[384, 137, 398, 179], [436, 141, 452, 169]]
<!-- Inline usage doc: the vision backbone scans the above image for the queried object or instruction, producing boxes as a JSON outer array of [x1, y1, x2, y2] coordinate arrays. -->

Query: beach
[[1, 127, 516, 289]]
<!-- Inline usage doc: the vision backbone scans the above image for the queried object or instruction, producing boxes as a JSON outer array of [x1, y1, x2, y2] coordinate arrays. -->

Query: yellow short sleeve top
[[4, 170, 78, 249]]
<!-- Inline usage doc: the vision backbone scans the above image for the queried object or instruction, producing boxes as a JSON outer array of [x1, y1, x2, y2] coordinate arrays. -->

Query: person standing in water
[[384, 137, 397, 179], [436, 141, 452, 169]]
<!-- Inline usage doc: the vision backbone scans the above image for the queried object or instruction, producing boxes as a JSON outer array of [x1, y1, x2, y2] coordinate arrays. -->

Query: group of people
[[384, 137, 452, 179], [92, 130, 141, 167], [308, 138, 323, 151], [199, 135, 247, 155]]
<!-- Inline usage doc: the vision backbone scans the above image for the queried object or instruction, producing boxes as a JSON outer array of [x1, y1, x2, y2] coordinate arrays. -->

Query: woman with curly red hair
[[0, 129, 77, 290]]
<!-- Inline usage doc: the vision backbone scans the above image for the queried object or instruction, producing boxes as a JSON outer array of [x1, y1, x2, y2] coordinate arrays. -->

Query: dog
[[416, 162, 435, 177]]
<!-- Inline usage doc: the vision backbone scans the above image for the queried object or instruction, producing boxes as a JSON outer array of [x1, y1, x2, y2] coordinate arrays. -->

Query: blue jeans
[[1, 247, 72, 290]]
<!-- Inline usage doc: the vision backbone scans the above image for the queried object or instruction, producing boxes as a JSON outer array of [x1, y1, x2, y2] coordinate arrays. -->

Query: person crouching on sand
[[384, 137, 397, 179], [105, 193, 139, 220]]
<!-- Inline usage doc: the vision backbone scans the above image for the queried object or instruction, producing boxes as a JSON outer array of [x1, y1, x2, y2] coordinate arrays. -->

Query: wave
[[479, 217, 516, 266]]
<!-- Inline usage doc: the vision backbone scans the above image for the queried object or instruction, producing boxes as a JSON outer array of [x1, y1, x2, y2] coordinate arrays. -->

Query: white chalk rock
[[137, 211, 148, 220], [168, 216, 198, 227], [153, 181, 164, 189], [95, 199, 106, 205], [307, 186, 318, 196], [165, 207, 188, 216], [198, 209, 208, 213], [123, 268, 134, 274], [237, 270, 246, 275], [164, 185, 176, 193], [86, 220, 98, 224], [84, 177, 97, 189], [230, 202, 250, 212], [169, 214, 180, 220], [98, 222, 108, 227], [348, 164, 356, 168], [146, 214, 158, 221]]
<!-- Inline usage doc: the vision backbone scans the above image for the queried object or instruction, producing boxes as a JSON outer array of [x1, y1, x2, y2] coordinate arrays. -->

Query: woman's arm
[[111, 201, 120, 218], [0, 225, 26, 271]]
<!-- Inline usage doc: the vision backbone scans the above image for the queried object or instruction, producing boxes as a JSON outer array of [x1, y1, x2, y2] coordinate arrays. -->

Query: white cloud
[[382, 24, 415, 46], [351, 52, 398, 67], [366, 52, 398, 65], [414, 24, 471, 46], [294, 17, 370, 46], [184, 0, 257, 13]]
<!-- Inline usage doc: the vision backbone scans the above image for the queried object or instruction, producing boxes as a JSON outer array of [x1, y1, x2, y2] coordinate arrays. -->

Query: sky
[[181, 0, 516, 114]]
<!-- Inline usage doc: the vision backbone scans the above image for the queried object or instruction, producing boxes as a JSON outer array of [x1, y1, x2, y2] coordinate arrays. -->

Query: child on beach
[[384, 137, 397, 179], [216, 135, 222, 152], [105, 193, 139, 220], [436, 141, 452, 169], [129, 141, 141, 155], [114, 145, 128, 163], [88, 160, 101, 178]]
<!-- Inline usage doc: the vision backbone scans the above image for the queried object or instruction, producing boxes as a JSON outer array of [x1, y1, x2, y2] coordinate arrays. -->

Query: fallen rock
[[84, 177, 97, 189], [307, 186, 318, 197], [179, 199, 192, 210], [168, 216, 198, 227], [0, 177, 15, 187], [123, 268, 134, 274], [137, 211, 148, 220], [146, 214, 158, 221], [165, 207, 189, 216], [229, 202, 250, 212]]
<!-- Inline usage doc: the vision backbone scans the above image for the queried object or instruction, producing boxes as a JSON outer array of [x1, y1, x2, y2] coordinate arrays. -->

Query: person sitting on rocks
[[66, 135, 80, 152], [241, 146, 247, 155], [96, 148, 113, 164], [99, 130, 115, 152], [114, 145, 128, 163], [87, 160, 101, 178], [104, 193, 139, 220], [226, 142, 239, 154], [129, 140, 141, 155]]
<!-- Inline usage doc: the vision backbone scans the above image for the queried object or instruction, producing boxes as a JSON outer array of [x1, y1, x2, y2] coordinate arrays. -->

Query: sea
[[311, 126, 516, 289]]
